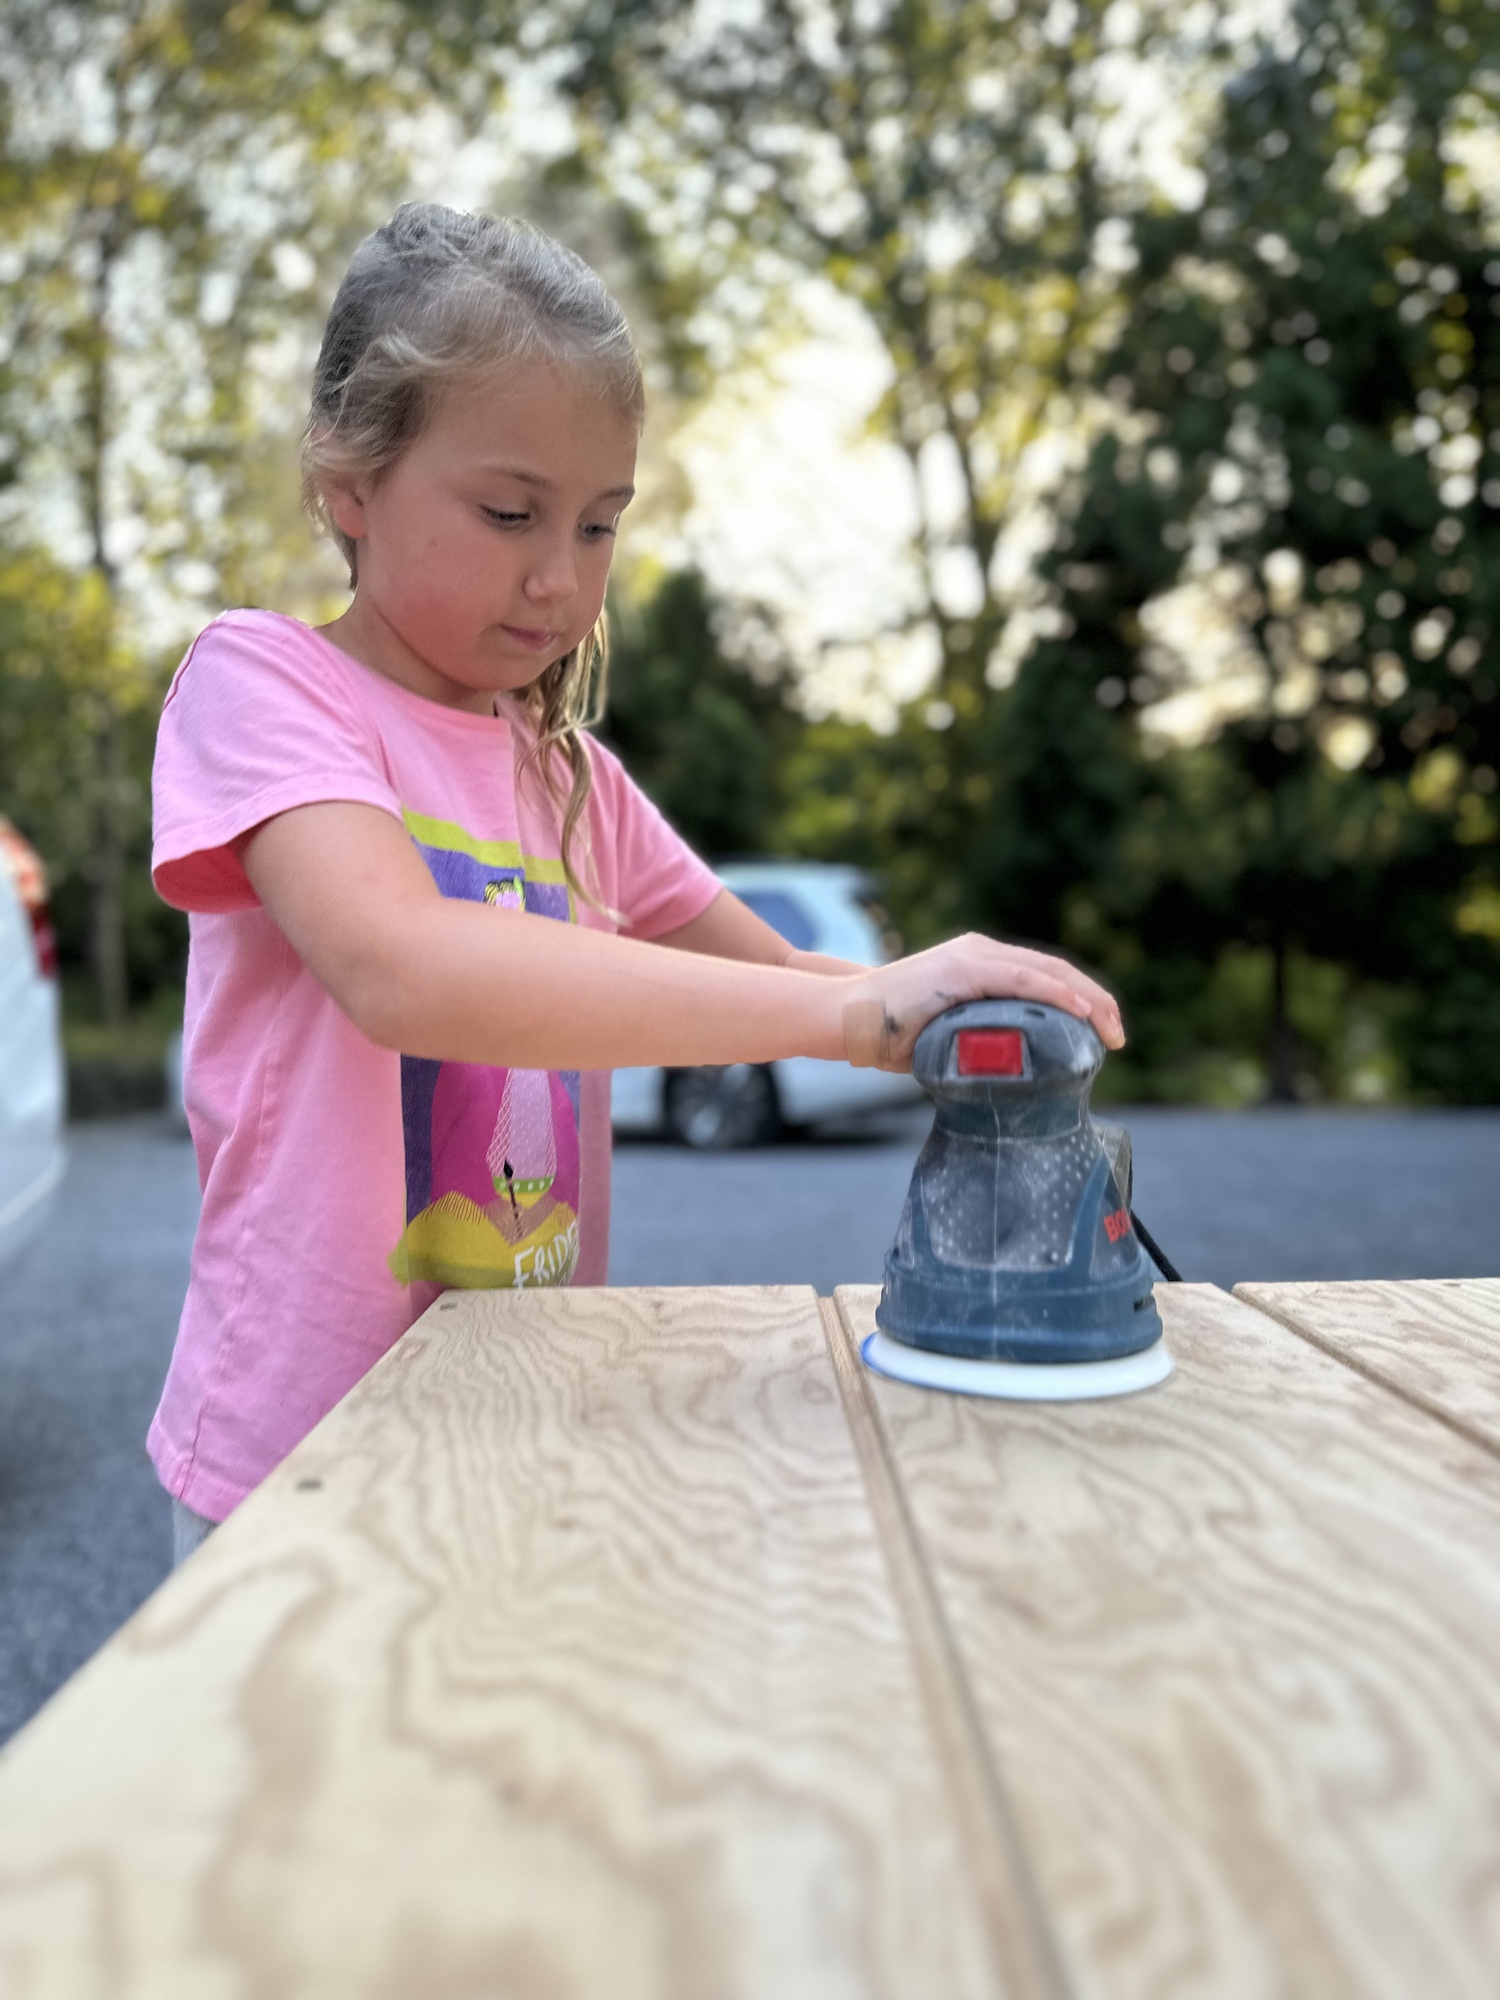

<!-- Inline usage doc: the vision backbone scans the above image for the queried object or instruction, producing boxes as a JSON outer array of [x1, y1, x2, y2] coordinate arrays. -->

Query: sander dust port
[[864, 999, 1176, 1402]]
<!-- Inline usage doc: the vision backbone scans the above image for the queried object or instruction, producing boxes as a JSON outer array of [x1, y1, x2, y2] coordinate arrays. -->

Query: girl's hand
[[840, 935, 1123, 1072]]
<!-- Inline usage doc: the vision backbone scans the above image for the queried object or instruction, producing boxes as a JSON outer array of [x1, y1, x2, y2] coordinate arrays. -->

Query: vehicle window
[[736, 889, 817, 952]]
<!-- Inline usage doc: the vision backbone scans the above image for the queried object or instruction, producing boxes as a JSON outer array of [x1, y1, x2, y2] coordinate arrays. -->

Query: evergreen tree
[[1038, 0, 1500, 1096], [601, 571, 803, 859]]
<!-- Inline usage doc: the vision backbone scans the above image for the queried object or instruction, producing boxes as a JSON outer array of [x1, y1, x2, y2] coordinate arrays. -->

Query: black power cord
[[1130, 1209, 1182, 1284]]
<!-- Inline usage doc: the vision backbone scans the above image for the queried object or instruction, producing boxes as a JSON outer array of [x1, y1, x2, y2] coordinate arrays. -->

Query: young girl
[[151, 204, 1122, 1562]]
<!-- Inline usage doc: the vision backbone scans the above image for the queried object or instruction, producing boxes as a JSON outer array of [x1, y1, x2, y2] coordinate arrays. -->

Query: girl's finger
[[1005, 952, 1114, 1020], [986, 949, 1122, 1043], [963, 954, 1124, 1046], [982, 952, 1089, 1006]]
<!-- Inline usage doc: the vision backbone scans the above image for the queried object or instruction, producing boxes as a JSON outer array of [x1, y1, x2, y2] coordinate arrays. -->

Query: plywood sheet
[[1236, 1278, 1500, 1458], [0, 1288, 1002, 2000], [833, 1284, 1500, 2000]]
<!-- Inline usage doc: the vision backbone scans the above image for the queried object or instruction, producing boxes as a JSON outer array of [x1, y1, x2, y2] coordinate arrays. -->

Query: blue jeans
[[171, 1498, 216, 1567]]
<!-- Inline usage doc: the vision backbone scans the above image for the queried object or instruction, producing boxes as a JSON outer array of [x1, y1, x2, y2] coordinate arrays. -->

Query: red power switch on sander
[[863, 999, 1175, 1401]]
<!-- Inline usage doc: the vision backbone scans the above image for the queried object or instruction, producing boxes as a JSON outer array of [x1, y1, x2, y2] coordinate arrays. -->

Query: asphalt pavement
[[4, 1104, 1498, 1746], [610, 1104, 1500, 1290], [1, 1119, 200, 1747]]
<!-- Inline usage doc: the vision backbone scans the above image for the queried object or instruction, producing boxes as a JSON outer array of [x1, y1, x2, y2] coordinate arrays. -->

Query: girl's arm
[[649, 887, 866, 977], [240, 802, 1123, 1073]]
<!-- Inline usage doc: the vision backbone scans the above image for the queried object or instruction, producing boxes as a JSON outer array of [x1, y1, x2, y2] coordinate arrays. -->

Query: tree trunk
[[92, 701, 128, 1028], [1266, 932, 1300, 1104], [84, 201, 128, 1028]]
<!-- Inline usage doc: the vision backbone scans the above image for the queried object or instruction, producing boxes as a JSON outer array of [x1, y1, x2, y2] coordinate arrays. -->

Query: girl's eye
[[581, 522, 618, 542], [481, 506, 529, 527]]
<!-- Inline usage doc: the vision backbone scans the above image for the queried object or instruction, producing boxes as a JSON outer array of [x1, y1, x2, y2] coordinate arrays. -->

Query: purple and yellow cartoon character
[[388, 846, 582, 1290]]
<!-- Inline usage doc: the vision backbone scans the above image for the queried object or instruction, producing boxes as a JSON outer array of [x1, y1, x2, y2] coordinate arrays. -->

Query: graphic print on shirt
[[387, 810, 581, 1290]]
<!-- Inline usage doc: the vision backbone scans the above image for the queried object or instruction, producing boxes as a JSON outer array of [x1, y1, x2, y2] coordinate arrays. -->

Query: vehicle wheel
[[663, 1064, 782, 1149]]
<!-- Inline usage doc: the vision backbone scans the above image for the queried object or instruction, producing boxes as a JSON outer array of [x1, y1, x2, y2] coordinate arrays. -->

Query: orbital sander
[[863, 999, 1175, 1401]]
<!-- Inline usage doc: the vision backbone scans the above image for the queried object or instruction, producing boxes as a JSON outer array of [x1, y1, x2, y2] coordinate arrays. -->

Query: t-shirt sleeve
[[584, 737, 722, 940], [152, 613, 402, 913]]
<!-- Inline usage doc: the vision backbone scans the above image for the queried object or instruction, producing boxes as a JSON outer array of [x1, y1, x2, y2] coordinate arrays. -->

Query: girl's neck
[[317, 597, 503, 717]]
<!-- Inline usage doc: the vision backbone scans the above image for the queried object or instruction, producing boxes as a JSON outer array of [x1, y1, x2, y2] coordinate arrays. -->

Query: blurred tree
[[544, 0, 1500, 1099], [1037, 0, 1500, 1095], [0, 0, 419, 1021], [536, 0, 1336, 1086], [0, 550, 119, 902], [776, 605, 1149, 955], [549, 0, 1219, 716], [600, 570, 803, 858], [0, 546, 192, 1011]]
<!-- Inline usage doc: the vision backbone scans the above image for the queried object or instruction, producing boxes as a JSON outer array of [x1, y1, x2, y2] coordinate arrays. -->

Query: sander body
[[866, 999, 1171, 1401]]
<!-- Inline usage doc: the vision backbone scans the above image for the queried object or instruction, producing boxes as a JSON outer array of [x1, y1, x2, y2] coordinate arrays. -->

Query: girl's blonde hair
[[301, 204, 645, 911]]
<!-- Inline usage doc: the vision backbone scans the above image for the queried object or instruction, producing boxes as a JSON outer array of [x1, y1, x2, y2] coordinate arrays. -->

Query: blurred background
[[3, 0, 1500, 1733], [6, 0, 1500, 1107]]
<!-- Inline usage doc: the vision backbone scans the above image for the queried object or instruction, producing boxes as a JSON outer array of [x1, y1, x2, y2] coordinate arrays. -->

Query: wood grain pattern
[[833, 1284, 1500, 2000], [1236, 1278, 1500, 1458], [0, 1287, 1002, 2000], [815, 1300, 1069, 2000]]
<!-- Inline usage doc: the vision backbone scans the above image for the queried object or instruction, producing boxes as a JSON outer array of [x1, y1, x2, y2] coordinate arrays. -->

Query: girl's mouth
[[501, 623, 562, 652]]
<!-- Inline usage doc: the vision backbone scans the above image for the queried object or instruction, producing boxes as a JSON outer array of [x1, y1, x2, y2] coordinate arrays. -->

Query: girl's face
[[323, 359, 638, 713]]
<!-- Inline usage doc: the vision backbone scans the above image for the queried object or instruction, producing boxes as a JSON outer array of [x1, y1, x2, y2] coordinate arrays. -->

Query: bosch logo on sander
[[1103, 1208, 1133, 1244]]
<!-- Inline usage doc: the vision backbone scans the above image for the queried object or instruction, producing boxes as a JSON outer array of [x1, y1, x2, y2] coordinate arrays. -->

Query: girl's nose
[[523, 538, 577, 605]]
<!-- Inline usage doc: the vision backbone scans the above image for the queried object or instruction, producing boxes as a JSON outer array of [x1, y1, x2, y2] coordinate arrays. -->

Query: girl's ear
[[321, 474, 368, 544]]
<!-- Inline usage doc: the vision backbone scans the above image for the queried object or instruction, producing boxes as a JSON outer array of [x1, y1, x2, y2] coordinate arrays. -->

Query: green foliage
[[1032, 0, 1500, 1096], [4, 0, 1499, 1103], [0, 551, 119, 887], [0, 0, 423, 1019], [600, 572, 802, 859], [0, 546, 186, 1007], [640, 0, 1500, 1100], [779, 637, 1145, 952], [556, 0, 1209, 626]]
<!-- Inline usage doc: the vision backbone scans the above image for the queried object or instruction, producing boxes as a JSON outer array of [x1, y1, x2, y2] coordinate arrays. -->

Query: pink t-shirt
[[150, 609, 720, 1520]]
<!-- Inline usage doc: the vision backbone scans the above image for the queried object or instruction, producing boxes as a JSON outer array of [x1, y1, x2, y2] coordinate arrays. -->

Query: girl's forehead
[[428, 361, 639, 469]]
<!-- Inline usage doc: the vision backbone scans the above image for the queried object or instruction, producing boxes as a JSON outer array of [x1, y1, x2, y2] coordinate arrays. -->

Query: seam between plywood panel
[[1232, 1286, 1500, 1462], [817, 1297, 1073, 2000]]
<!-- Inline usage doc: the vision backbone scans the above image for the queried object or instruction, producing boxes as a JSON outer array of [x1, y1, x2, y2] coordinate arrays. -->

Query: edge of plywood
[[1233, 1283, 1500, 1460], [817, 1295, 1072, 2000]]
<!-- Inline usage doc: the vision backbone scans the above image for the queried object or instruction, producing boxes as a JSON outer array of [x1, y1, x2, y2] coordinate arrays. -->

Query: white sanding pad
[[862, 1328, 1173, 1402]]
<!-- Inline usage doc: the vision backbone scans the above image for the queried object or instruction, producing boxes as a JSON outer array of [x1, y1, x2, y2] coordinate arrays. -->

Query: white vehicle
[[612, 861, 920, 1148], [0, 819, 65, 1267]]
